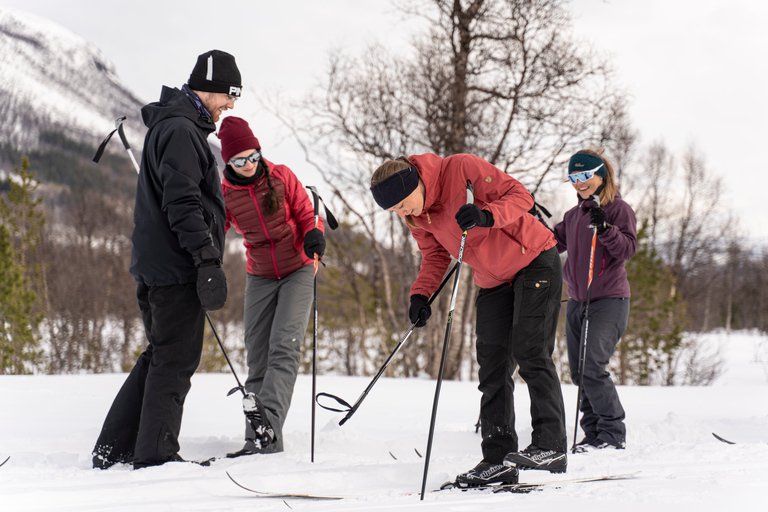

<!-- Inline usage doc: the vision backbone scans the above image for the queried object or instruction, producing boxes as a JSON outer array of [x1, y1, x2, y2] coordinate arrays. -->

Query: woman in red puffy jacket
[[218, 116, 325, 457], [370, 153, 568, 488]]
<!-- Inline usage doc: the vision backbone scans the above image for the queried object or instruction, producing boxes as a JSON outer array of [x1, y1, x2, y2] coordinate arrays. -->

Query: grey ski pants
[[566, 297, 629, 446], [242, 265, 314, 451]]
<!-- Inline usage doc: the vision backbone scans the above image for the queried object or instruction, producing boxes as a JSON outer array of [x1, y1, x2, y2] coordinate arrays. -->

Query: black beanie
[[188, 50, 242, 97]]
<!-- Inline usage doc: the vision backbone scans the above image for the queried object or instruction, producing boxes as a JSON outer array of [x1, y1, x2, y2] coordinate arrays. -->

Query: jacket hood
[[140, 86, 216, 133], [408, 153, 445, 210]]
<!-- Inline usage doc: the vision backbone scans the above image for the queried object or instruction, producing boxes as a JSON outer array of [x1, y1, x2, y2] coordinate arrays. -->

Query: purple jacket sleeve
[[553, 219, 568, 254], [599, 199, 637, 261]]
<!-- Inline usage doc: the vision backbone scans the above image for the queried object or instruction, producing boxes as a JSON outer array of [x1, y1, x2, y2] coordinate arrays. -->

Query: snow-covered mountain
[[0, 6, 145, 153]]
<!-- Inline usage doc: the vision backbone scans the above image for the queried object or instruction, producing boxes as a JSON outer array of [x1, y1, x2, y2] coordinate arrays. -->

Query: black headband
[[370, 166, 420, 210]]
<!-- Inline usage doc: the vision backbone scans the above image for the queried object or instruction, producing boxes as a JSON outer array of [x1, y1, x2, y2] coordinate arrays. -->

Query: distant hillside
[[0, 7, 146, 150], [0, 6, 224, 196]]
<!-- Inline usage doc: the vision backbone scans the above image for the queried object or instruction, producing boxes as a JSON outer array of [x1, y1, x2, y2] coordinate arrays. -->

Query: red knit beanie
[[218, 116, 261, 163]]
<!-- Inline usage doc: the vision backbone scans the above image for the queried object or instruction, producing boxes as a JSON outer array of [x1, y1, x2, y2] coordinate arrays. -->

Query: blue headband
[[370, 166, 420, 210], [568, 153, 607, 178]]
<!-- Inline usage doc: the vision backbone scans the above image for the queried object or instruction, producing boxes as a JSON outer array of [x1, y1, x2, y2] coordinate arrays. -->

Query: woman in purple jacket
[[553, 148, 637, 451]]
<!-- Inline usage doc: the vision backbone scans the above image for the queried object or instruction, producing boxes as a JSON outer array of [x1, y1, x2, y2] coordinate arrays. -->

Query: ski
[[495, 472, 639, 493], [0, 456, 9, 468], [390, 448, 424, 460], [229, 470, 638, 499], [712, 432, 735, 445], [439, 472, 640, 494], [227, 471, 351, 500]]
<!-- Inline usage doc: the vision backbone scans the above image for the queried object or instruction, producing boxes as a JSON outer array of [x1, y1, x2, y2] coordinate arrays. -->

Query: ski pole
[[309, 187, 320, 464], [420, 179, 474, 500], [93, 116, 140, 172], [304, 186, 338, 463], [571, 193, 601, 453], [93, 117, 258, 431], [315, 262, 458, 425]]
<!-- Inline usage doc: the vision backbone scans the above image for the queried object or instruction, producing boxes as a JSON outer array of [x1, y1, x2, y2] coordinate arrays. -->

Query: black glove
[[455, 204, 493, 231], [303, 228, 326, 259], [409, 294, 431, 328], [589, 207, 609, 235], [193, 246, 227, 311]]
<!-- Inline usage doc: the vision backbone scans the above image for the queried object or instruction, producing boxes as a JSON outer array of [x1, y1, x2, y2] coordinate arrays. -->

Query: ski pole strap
[[533, 201, 551, 218], [306, 186, 339, 230], [316, 392, 352, 413], [93, 116, 130, 163]]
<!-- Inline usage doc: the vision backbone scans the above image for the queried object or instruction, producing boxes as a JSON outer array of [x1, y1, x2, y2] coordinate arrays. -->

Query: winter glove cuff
[[193, 245, 222, 267]]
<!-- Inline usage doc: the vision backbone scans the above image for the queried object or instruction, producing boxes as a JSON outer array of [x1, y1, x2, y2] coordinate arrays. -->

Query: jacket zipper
[[250, 188, 281, 279]]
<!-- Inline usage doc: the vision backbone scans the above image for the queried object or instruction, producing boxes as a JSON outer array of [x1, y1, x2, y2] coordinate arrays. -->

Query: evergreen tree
[[0, 156, 46, 373], [616, 223, 685, 385], [0, 224, 40, 373]]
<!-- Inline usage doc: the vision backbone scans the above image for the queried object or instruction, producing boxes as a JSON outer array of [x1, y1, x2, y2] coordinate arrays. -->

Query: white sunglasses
[[568, 164, 604, 184]]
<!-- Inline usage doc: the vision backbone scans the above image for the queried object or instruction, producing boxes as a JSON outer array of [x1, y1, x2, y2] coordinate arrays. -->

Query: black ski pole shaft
[[420, 180, 474, 500], [205, 312, 247, 396], [310, 189, 320, 463], [304, 185, 338, 460], [331, 262, 458, 426], [571, 193, 600, 453]]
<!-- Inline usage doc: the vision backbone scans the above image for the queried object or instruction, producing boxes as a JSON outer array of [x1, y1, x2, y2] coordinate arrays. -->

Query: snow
[[2, 330, 767, 511]]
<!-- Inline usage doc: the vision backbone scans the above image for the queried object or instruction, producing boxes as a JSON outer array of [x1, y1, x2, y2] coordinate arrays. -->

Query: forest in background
[[1, 0, 765, 384]]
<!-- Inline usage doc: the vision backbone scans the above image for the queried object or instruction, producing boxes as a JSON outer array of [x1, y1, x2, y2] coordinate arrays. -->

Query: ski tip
[[0, 456, 9, 468], [389, 451, 397, 460], [712, 432, 736, 445]]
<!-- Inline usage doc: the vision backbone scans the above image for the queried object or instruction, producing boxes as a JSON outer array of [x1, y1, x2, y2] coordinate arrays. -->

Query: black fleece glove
[[193, 246, 227, 311], [303, 228, 326, 259], [409, 294, 431, 328], [455, 204, 493, 231], [589, 207, 609, 235]]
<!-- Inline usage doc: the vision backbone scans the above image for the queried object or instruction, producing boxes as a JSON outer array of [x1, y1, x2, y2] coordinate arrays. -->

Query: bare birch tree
[[278, 0, 629, 379]]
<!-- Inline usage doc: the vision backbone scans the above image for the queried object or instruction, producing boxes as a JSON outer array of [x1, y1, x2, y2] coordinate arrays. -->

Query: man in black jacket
[[93, 50, 240, 469]]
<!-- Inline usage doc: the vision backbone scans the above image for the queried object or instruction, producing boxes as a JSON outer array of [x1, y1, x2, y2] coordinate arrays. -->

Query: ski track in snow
[[1, 330, 767, 511]]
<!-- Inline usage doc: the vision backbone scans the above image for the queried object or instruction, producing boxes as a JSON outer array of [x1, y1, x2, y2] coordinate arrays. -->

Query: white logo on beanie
[[229, 86, 242, 96], [206, 55, 213, 81]]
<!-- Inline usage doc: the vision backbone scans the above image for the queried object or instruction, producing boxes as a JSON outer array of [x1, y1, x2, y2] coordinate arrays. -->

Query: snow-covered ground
[[2, 330, 767, 511]]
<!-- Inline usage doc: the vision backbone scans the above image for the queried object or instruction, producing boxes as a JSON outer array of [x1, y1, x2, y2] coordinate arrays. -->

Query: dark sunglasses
[[229, 151, 261, 168]]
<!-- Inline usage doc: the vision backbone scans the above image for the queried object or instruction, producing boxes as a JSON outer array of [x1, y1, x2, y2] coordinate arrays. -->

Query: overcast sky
[[2, 0, 767, 243]]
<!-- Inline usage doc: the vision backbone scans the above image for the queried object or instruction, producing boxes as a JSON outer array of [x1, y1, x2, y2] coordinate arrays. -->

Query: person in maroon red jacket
[[553, 148, 637, 452], [370, 154, 568, 488], [217, 117, 325, 457]]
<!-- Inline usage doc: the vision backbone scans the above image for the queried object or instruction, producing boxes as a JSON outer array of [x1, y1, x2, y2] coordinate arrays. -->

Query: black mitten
[[193, 246, 227, 311]]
